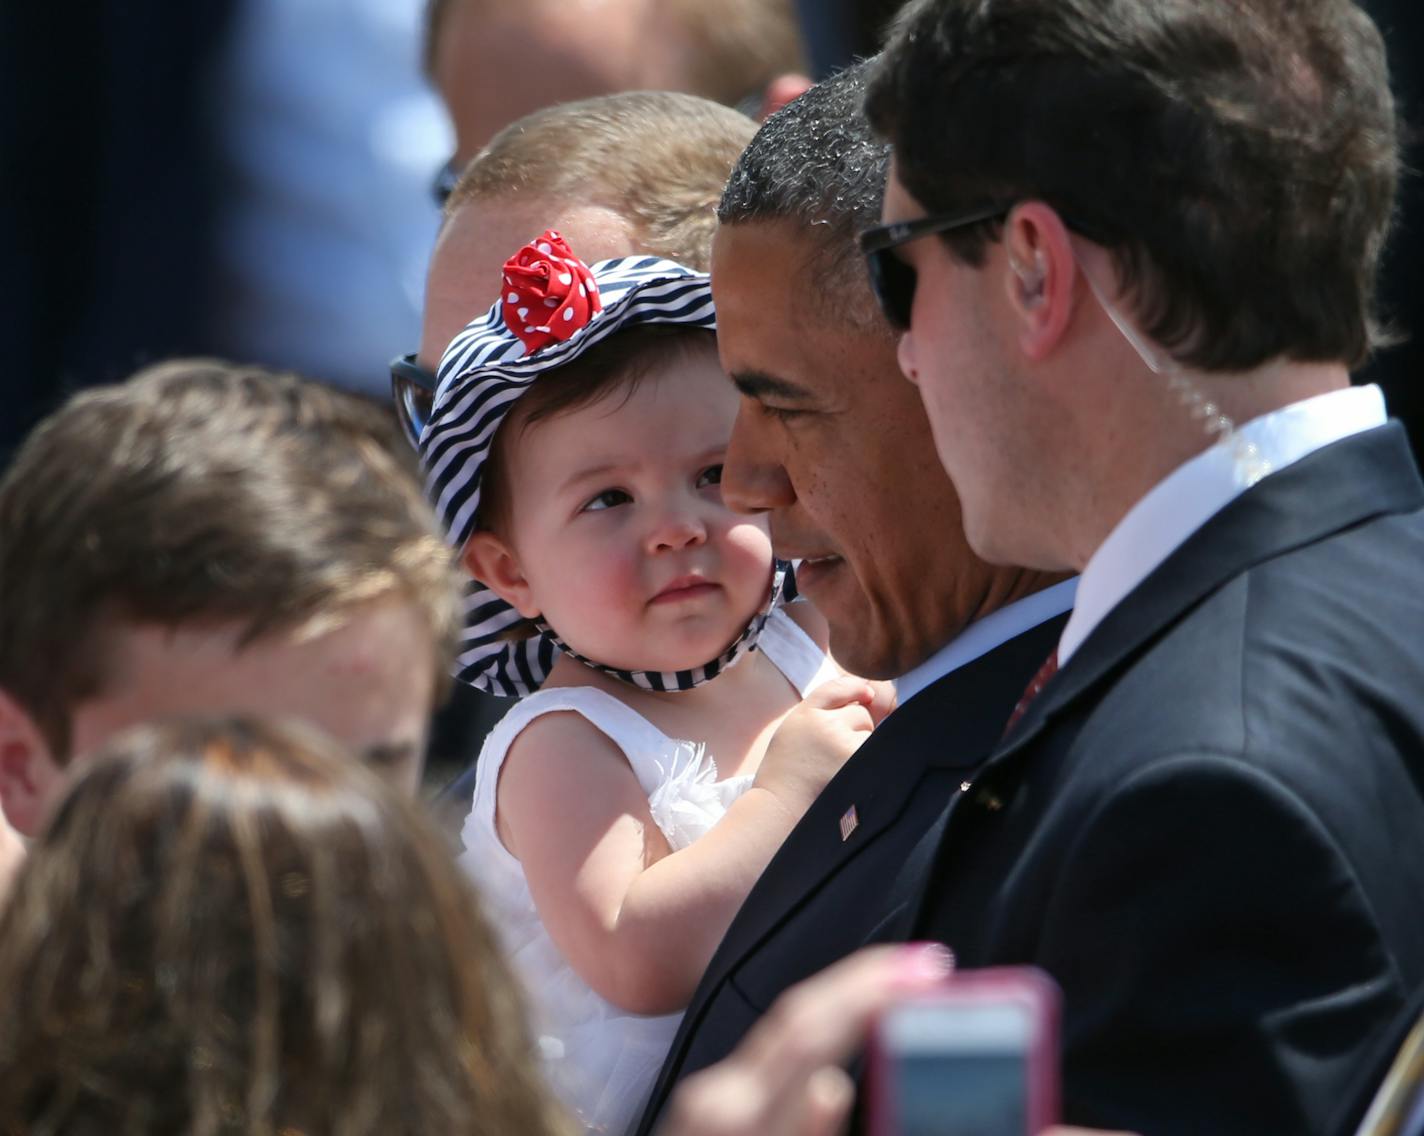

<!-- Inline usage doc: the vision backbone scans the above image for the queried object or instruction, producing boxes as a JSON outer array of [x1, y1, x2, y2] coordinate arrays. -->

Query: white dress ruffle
[[458, 607, 834, 1135]]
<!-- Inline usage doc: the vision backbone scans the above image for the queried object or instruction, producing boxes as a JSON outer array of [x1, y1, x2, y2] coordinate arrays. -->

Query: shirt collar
[[1059, 384, 1387, 665], [895, 577, 1080, 705]]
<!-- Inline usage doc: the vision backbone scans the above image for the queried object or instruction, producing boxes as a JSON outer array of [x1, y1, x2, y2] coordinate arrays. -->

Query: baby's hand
[[754, 676, 895, 818]]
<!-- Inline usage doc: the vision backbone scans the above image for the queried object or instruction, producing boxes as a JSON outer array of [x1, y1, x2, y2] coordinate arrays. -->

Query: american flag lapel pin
[[839, 805, 860, 842]]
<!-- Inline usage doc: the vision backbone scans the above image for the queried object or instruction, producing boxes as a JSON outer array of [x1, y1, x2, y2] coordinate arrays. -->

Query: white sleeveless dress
[[459, 607, 835, 1135]]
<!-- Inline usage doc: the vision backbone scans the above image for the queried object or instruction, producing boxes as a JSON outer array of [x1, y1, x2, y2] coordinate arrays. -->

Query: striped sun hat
[[418, 231, 789, 697]]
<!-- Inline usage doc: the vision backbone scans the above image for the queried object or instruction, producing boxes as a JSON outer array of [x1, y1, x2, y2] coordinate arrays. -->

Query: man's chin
[[791, 557, 918, 679]]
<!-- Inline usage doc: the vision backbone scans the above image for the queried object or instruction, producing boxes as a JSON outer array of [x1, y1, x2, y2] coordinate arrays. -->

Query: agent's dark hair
[[718, 60, 892, 325], [866, 0, 1399, 371], [0, 360, 462, 759], [0, 716, 570, 1136]]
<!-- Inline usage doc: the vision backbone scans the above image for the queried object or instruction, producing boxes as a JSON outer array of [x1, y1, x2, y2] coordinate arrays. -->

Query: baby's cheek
[[722, 520, 776, 600], [574, 549, 646, 619], [539, 563, 637, 660], [725, 518, 774, 567]]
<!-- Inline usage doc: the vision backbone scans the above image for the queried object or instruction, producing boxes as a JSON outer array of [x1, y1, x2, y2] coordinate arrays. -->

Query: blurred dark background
[[1, 0, 448, 469]]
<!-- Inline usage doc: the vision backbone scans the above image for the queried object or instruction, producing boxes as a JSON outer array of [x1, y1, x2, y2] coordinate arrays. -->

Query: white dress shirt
[[895, 577, 1080, 705], [1059, 385, 1388, 664]]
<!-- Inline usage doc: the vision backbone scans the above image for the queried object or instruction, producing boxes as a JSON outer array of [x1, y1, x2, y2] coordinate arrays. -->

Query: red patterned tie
[[1002, 650, 1059, 740]]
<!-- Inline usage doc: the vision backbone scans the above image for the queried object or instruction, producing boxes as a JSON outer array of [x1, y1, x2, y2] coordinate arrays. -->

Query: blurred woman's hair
[[0, 716, 569, 1136]]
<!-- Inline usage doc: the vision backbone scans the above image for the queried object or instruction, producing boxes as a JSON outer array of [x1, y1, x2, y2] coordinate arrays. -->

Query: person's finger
[[798, 1067, 855, 1136], [838, 701, 876, 736], [803, 676, 877, 711], [864, 679, 898, 726]]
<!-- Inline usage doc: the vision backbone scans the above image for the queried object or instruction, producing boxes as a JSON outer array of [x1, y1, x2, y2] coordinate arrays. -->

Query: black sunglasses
[[391, 352, 437, 448], [431, 158, 461, 206], [859, 204, 1011, 330]]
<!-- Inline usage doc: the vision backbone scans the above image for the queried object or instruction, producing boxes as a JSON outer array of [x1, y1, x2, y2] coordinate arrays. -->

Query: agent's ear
[[462, 532, 541, 619], [0, 688, 64, 838], [1002, 201, 1079, 363]]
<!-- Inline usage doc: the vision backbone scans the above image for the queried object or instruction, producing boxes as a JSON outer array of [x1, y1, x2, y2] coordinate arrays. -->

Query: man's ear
[[0, 688, 62, 838], [1002, 201, 1079, 363], [462, 532, 541, 619]]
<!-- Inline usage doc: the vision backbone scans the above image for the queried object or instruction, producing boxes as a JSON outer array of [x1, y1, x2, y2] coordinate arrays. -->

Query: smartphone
[[867, 966, 1061, 1136]]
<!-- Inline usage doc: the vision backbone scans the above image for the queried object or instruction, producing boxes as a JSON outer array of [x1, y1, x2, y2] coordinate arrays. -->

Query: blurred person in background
[[423, 0, 808, 184], [0, 0, 448, 471], [0, 360, 460, 855], [0, 715, 569, 1136], [0, 1, 238, 469], [401, 91, 758, 808], [207, 0, 449, 394]]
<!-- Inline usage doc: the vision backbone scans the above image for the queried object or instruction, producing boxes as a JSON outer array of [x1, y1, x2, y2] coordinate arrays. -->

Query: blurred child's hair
[[0, 359, 463, 760], [0, 715, 570, 1136]]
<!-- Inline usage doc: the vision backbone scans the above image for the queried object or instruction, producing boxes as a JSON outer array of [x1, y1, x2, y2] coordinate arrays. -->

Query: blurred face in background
[[432, 0, 676, 166], [0, 598, 436, 837]]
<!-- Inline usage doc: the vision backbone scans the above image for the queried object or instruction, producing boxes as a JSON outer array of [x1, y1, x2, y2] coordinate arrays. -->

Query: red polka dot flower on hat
[[500, 230, 603, 354]]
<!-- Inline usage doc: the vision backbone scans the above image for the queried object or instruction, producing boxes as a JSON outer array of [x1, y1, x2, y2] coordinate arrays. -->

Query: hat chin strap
[[534, 562, 791, 694]]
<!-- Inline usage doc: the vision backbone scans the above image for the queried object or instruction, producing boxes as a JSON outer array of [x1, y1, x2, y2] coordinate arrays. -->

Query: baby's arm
[[497, 676, 882, 1017]]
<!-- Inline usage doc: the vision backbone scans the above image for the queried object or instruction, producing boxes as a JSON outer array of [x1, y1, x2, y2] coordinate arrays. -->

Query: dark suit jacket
[[912, 424, 1424, 1135], [635, 612, 1067, 1134]]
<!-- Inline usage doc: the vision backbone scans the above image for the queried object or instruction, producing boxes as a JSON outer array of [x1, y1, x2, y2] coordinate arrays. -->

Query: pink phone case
[[866, 965, 1061, 1136]]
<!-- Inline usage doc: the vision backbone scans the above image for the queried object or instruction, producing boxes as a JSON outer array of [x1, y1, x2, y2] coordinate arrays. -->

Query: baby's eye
[[582, 488, 632, 512], [696, 464, 724, 489]]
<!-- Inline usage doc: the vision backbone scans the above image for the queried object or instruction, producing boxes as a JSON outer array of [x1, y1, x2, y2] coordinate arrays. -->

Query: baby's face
[[499, 350, 774, 674]]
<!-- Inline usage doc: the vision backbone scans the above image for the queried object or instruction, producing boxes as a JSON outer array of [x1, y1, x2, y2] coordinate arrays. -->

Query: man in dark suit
[[635, 63, 1075, 1133], [858, 0, 1424, 1131]]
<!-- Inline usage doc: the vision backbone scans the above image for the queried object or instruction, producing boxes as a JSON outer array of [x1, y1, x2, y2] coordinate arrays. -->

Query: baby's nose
[[647, 509, 707, 552]]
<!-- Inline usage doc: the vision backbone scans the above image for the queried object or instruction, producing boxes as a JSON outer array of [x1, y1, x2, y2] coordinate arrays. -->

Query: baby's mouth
[[651, 576, 722, 604]]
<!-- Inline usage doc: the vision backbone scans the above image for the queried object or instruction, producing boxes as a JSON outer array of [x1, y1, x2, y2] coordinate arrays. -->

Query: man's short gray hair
[[717, 60, 891, 326]]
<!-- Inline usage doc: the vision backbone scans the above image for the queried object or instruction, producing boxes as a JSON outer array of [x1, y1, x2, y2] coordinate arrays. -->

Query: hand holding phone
[[868, 966, 1061, 1136]]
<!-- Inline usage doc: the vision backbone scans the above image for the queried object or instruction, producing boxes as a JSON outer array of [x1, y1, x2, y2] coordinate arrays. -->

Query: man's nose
[[722, 400, 796, 515]]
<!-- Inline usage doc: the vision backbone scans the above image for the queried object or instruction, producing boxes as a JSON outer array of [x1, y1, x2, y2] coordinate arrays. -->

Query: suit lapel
[[674, 612, 1070, 1035], [1000, 424, 1424, 758]]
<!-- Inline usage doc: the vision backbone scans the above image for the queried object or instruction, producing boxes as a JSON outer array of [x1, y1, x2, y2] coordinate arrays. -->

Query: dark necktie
[[1001, 649, 1060, 740]]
